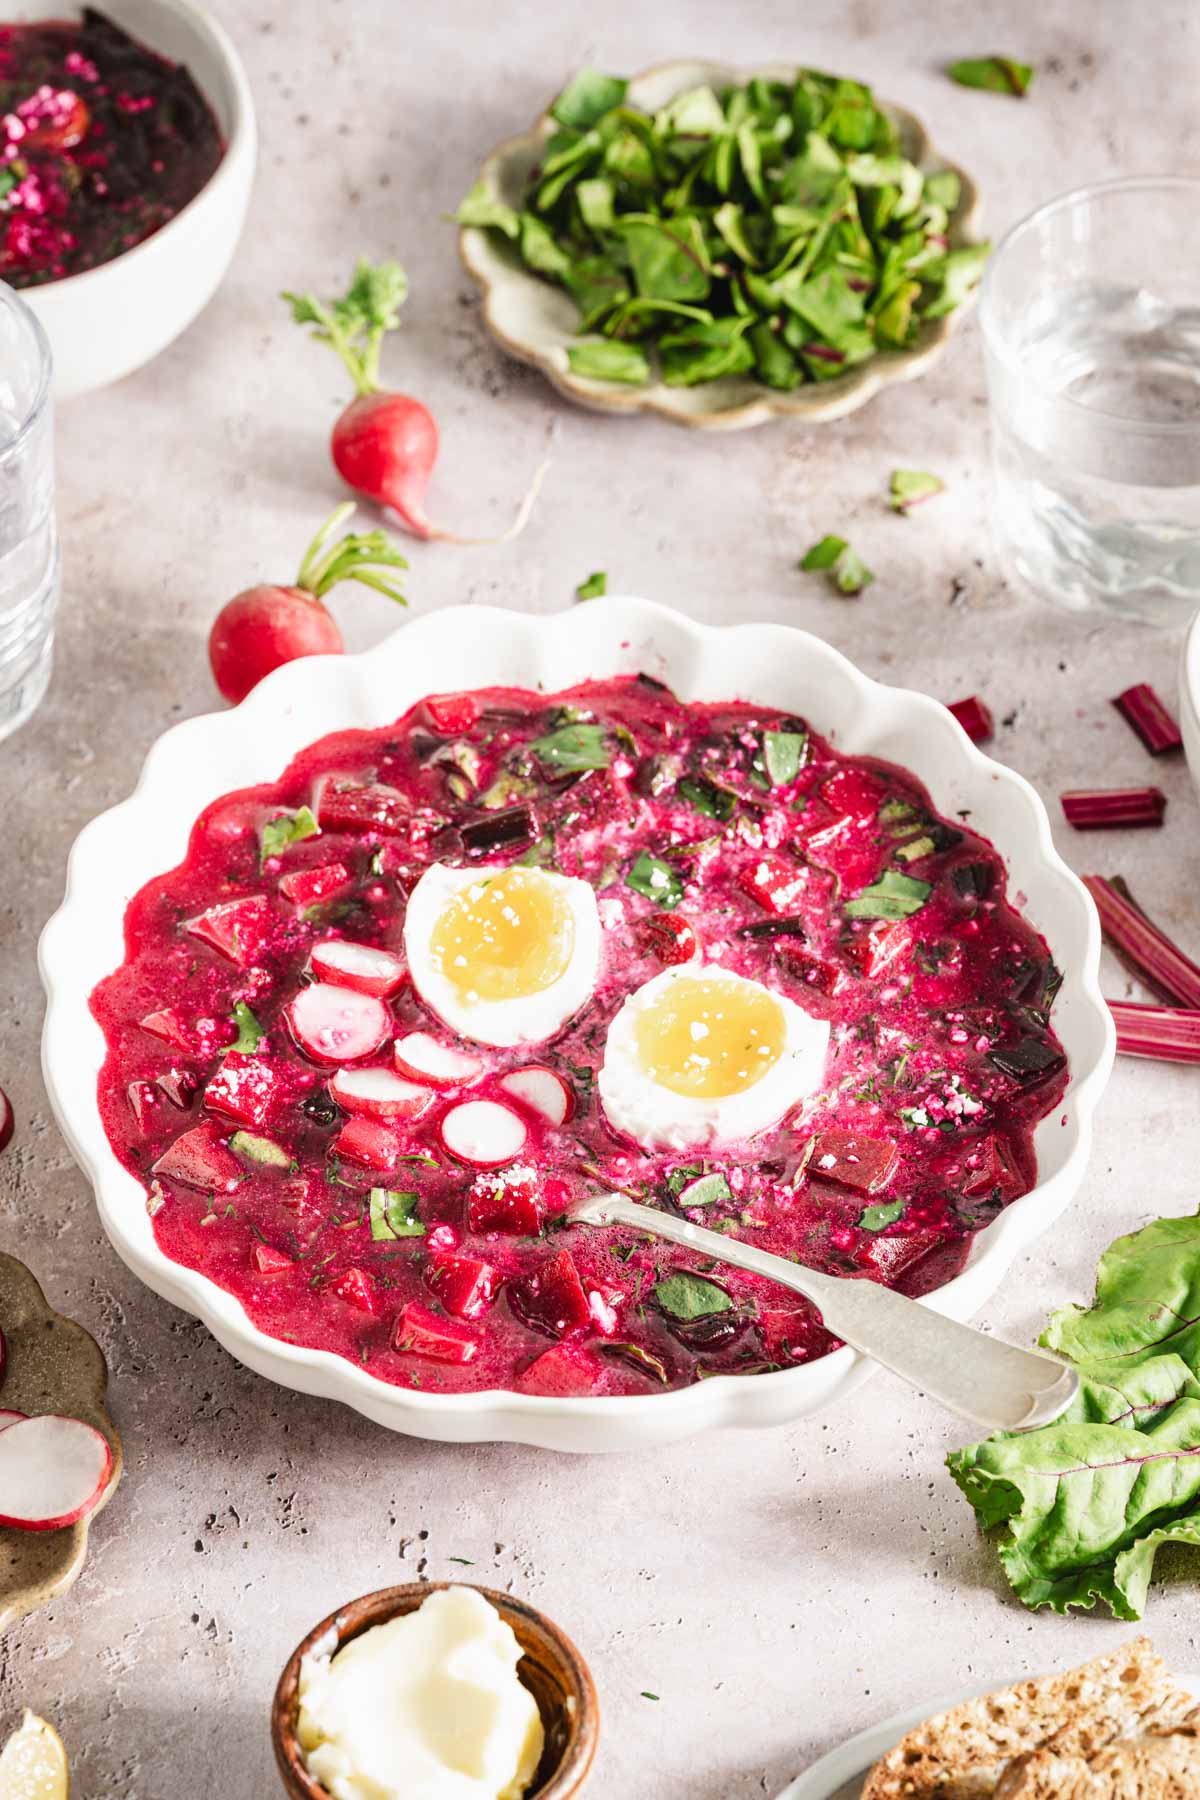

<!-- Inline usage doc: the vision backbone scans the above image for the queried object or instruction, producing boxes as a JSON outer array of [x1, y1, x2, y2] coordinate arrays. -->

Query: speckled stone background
[[2, 2, 1199, 1794]]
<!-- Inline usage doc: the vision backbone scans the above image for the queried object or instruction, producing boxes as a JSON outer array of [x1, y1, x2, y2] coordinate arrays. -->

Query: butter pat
[[297, 1585, 544, 1800]]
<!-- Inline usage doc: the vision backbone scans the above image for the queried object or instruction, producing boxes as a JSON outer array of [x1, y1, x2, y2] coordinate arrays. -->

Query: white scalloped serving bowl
[[39, 601, 1113, 1452], [458, 60, 983, 432]]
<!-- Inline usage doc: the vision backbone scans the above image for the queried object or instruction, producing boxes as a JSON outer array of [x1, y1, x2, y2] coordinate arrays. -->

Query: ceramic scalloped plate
[[39, 599, 1113, 1453], [0, 1254, 122, 1630], [775, 1670, 1200, 1799], [458, 60, 983, 431]]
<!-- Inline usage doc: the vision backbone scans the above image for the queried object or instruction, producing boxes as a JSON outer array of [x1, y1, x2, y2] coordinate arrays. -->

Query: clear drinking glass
[[0, 281, 56, 742], [982, 176, 1200, 625]]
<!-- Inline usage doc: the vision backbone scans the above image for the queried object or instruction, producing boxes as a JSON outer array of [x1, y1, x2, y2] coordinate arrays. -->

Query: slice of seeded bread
[[860, 1640, 1195, 1800], [993, 1712, 1200, 1799]]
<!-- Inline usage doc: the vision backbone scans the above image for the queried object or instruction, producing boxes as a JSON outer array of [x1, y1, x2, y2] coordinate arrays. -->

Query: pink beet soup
[[91, 677, 1068, 1400]]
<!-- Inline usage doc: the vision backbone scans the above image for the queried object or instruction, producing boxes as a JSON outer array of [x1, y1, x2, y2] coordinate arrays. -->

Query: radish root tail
[[418, 454, 551, 547]]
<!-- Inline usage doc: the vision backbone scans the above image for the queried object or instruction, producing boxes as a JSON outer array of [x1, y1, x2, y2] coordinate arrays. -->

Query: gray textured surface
[[3, 2, 1200, 1795]]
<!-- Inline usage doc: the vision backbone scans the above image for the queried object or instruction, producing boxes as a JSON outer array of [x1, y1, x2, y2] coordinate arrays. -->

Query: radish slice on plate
[[439, 1100, 527, 1169], [329, 1066, 432, 1119], [286, 983, 390, 1064], [393, 1032, 484, 1088], [0, 1410, 26, 1432], [498, 1066, 574, 1127], [0, 1414, 113, 1531], [311, 939, 407, 998], [0, 1086, 12, 1153]]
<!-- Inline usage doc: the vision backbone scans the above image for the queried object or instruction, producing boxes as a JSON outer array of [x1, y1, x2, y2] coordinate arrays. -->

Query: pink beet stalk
[[1110, 1001, 1200, 1064], [1112, 683, 1182, 755], [947, 695, 994, 744], [1061, 787, 1166, 830], [1083, 874, 1200, 1009]]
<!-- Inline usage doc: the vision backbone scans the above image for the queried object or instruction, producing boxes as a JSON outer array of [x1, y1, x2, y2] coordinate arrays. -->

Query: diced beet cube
[[152, 1124, 243, 1194], [802, 816, 885, 890], [425, 692, 480, 734], [633, 910, 700, 965], [960, 1133, 1025, 1202], [156, 1068, 198, 1110], [140, 1007, 193, 1051], [318, 781, 411, 836], [759, 1304, 836, 1363], [252, 1242, 292, 1275], [127, 1080, 166, 1134], [467, 1169, 542, 1236], [184, 895, 274, 967], [737, 854, 806, 915], [809, 1128, 899, 1196], [509, 1249, 592, 1339], [819, 767, 885, 817], [856, 1226, 946, 1286], [775, 942, 849, 996], [847, 919, 911, 979], [515, 1343, 604, 1397], [426, 1251, 499, 1321], [203, 1055, 282, 1129], [334, 1115, 401, 1173], [278, 862, 355, 907], [329, 1266, 378, 1314], [392, 1300, 478, 1364]]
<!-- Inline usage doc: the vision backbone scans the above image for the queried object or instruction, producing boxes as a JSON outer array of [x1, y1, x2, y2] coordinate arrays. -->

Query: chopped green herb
[[447, 1556, 475, 1565], [225, 1001, 263, 1055], [801, 535, 875, 595], [665, 1163, 704, 1198], [625, 851, 684, 908], [858, 1198, 905, 1231], [947, 55, 1034, 96], [641, 1691, 660, 1701], [889, 469, 945, 513], [676, 1171, 733, 1208], [676, 776, 735, 821], [655, 1272, 733, 1321], [260, 805, 319, 865], [763, 729, 807, 787], [230, 1131, 290, 1169], [529, 722, 611, 772], [893, 834, 937, 864], [369, 1188, 425, 1240], [575, 570, 607, 601], [844, 869, 931, 920]]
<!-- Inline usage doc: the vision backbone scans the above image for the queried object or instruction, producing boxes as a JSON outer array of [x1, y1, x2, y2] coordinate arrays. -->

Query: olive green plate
[[0, 1254, 122, 1632]]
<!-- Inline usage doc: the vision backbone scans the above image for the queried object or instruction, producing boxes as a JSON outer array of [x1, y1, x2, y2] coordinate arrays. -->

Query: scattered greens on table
[[800, 534, 874, 595], [889, 468, 944, 512], [575, 570, 608, 600], [947, 56, 1034, 98], [454, 66, 987, 391], [949, 1207, 1200, 1619]]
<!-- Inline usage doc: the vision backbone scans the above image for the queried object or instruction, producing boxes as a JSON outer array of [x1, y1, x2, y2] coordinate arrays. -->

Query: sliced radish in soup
[[329, 1067, 432, 1119], [286, 983, 390, 1063], [311, 939, 407, 998], [393, 1032, 484, 1087], [498, 1066, 574, 1126], [439, 1100, 527, 1169]]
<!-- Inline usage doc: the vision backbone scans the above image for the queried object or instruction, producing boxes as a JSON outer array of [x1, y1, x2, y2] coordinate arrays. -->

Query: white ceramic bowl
[[1180, 610, 1200, 794], [39, 600, 1114, 1452], [459, 60, 983, 432], [8, 0, 255, 398]]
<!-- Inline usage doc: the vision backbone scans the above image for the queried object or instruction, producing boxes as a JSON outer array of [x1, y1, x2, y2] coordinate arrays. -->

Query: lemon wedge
[[0, 1711, 69, 1799]]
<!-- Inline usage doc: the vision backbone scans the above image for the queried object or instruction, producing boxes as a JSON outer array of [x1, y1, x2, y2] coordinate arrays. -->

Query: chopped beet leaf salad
[[0, 9, 222, 288], [91, 676, 1067, 1399]]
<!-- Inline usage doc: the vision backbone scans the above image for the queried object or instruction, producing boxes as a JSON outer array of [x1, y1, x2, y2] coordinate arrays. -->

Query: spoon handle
[[575, 1194, 1078, 1433]]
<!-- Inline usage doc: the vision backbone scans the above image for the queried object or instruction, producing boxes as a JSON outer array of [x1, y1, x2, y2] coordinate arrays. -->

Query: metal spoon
[[571, 1192, 1078, 1432]]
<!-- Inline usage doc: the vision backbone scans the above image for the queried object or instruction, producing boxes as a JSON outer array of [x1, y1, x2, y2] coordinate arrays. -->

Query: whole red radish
[[208, 503, 408, 704], [283, 259, 546, 542]]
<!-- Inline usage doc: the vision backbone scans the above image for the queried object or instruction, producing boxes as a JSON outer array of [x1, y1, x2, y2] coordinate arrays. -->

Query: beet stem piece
[[1060, 787, 1166, 830], [1110, 1000, 1200, 1064], [946, 695, 994, 744], [1083, 874, 1200, 1009], [1111, 683, 1182, 756]]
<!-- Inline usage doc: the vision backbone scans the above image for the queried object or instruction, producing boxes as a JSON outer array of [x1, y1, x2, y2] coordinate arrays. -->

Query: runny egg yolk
[[633, 976, 787, 1098], [430, 868, 575, 1002]]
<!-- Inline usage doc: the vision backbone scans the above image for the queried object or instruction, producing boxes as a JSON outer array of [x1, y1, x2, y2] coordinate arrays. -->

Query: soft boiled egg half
[[599, 964, 829, 1150], [403, 863, 602, 1048]]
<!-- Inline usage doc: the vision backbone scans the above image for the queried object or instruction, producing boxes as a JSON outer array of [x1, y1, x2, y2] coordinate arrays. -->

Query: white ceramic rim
[[458, 60, 984, 432], [775, 1665, 1200, 1798], [5, 0, 255, 300], [39, 600, 1113, 1451]]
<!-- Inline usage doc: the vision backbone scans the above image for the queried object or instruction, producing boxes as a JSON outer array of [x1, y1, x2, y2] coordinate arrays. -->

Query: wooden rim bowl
[[271, 1581, 599, 1799]]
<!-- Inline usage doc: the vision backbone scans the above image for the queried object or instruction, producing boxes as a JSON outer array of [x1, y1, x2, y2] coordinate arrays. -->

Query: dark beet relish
[[0, 9, 222, 287], [91, 677, 1069, 1400]]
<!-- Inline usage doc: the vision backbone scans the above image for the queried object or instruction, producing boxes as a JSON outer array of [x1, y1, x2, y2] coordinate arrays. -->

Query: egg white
[[598, 964, 830, 1151], [404, 863, 602, 1049]]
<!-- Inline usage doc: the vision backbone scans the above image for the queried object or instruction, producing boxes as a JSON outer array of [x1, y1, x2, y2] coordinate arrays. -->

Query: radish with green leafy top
[[208, 504, 408, 705], [284, 259, 547, 542]]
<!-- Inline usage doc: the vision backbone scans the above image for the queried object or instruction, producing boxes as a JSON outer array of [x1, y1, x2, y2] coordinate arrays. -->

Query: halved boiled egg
[[598, 965, 829, 1150], [403, 863, 601, 1048]]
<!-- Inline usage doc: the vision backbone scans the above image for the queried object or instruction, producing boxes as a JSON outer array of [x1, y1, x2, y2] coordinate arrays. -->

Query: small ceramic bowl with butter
[[271, 1581, 599, 1800]]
